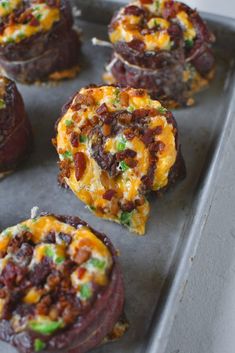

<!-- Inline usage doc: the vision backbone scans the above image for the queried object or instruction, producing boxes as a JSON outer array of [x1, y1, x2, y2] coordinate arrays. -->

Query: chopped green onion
[[1, 1, 9, 9], [35, 13, 42, 21], [6, 37, 14, 44], [55, 256, 65, 265], [155, 0, 160, 12], [65, 119, 73, 127], [79, 135, 87, 143], [45, 246, 54, 258], [127, 106, 135, 113], [17, 32, 26, 40], [20, 225, 30, 232], [158, 106, 167, 114], [80, 284, 92, 300], [119, 161, 129, 172], [0, 99, 6, 109], [185, 39, 194, 48], [120, 211, 133, 226], [62, 151, 73, 161], [117, 136, 127, 152], [90, 258, 106, 270], [29, 320, 62, 335], [88, 205, 96, 212], [34, 339, 46, 352]]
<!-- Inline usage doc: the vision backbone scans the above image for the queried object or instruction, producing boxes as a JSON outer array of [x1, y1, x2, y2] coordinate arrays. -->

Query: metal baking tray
[[0, 1, 235, 352]]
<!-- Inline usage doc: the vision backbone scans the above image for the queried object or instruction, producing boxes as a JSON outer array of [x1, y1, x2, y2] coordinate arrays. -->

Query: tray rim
[[142, 13, 235, 353]]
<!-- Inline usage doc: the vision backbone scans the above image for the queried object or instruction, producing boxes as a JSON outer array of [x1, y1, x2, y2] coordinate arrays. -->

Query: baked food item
[[54, 85, 185, 235], [0, 0, 80, 83], [0, 213, 127, 353], [105, 0, 215, 107], [0, 76, 32, 178]]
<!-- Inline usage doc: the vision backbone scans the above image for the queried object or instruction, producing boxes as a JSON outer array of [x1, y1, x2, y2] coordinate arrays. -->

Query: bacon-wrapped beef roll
[[0, 0, 80, 83], [105, 0, 215, 107], [0, 213, 127, 353], [0, 76, 32, 178], [54, 86, 185, 235]]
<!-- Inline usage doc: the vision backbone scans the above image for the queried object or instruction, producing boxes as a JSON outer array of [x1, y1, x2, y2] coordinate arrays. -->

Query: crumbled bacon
[[96, 103, 109, 116], [119, 92, 129, 107], [74, 152, 86, 181], [70, 132, 79, 148], [74, 248, 91, 265], [124, 5, 145, 16], [74, 93, 95, 107], [116, 149, 137, 161], [103, 189, 116, 201]]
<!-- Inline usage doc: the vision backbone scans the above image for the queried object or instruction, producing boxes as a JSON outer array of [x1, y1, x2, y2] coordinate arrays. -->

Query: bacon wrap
[[0, 76, 32, 175], [0, 213, 126, 353], [0, 0, 80, 83], [107, 0, 215, 107], [54, 85, 185, 235]]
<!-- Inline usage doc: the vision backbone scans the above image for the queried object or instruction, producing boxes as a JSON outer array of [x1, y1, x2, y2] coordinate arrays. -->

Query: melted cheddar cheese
[[0, 2, 60, 45], [56, 86, 178, 235]]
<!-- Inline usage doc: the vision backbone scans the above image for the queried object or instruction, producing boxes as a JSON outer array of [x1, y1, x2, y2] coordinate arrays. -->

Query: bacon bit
[[154, 126, 163, 135], [124, 5, 145, 16], [36, 295, 51, 316], [70, 132, 79, 148], [140, 0, 153, 4], [133, 109, 150, 120], [59, 160, 71, 179], [29, 17, 40, 26], [121, 201, 135, 212], [126, 158, 138, 168], [156, 141, 166, 152], [120, 91, 129, 107], [116, 149, 137, 161], [77, 267, 86, 279], [118, 112, 132, 124], [96, 103, 108, 115], [111, 198, 119, 215], [74, 93, 95, 107], [74, 248, 91, 265], [135, 197, 145, 207], [124, 129, 135, 140], [128, 38, 146, 52], [74, 152, 86, 181], [141, 129, 155, 146], [103, 189, 116, 201], [71, 103, 81, 112], [133, 89, 145, 97], [102, 123, 111, 136]]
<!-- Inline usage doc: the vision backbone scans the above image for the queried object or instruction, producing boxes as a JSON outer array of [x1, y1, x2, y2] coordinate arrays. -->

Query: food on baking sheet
[[0, 76, 32, 178], [0, 0, 80, 83], [0, 213, 127, 353], [105, 0, 215, 107], [54, 85, 185, 235]]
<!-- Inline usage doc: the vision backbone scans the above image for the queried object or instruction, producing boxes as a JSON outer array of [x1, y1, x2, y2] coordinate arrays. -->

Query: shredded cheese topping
[[56, 86, 177, 235]]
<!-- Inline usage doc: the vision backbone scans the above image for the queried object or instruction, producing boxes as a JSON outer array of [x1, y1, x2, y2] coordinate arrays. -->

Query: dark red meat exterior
[[0, 77, 32, 174], [107, 0, 215, 106], [0, 214, 126, 353]]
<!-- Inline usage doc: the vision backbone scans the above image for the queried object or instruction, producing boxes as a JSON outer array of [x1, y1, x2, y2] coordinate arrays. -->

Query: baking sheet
[[0, 2, 235, 353]]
